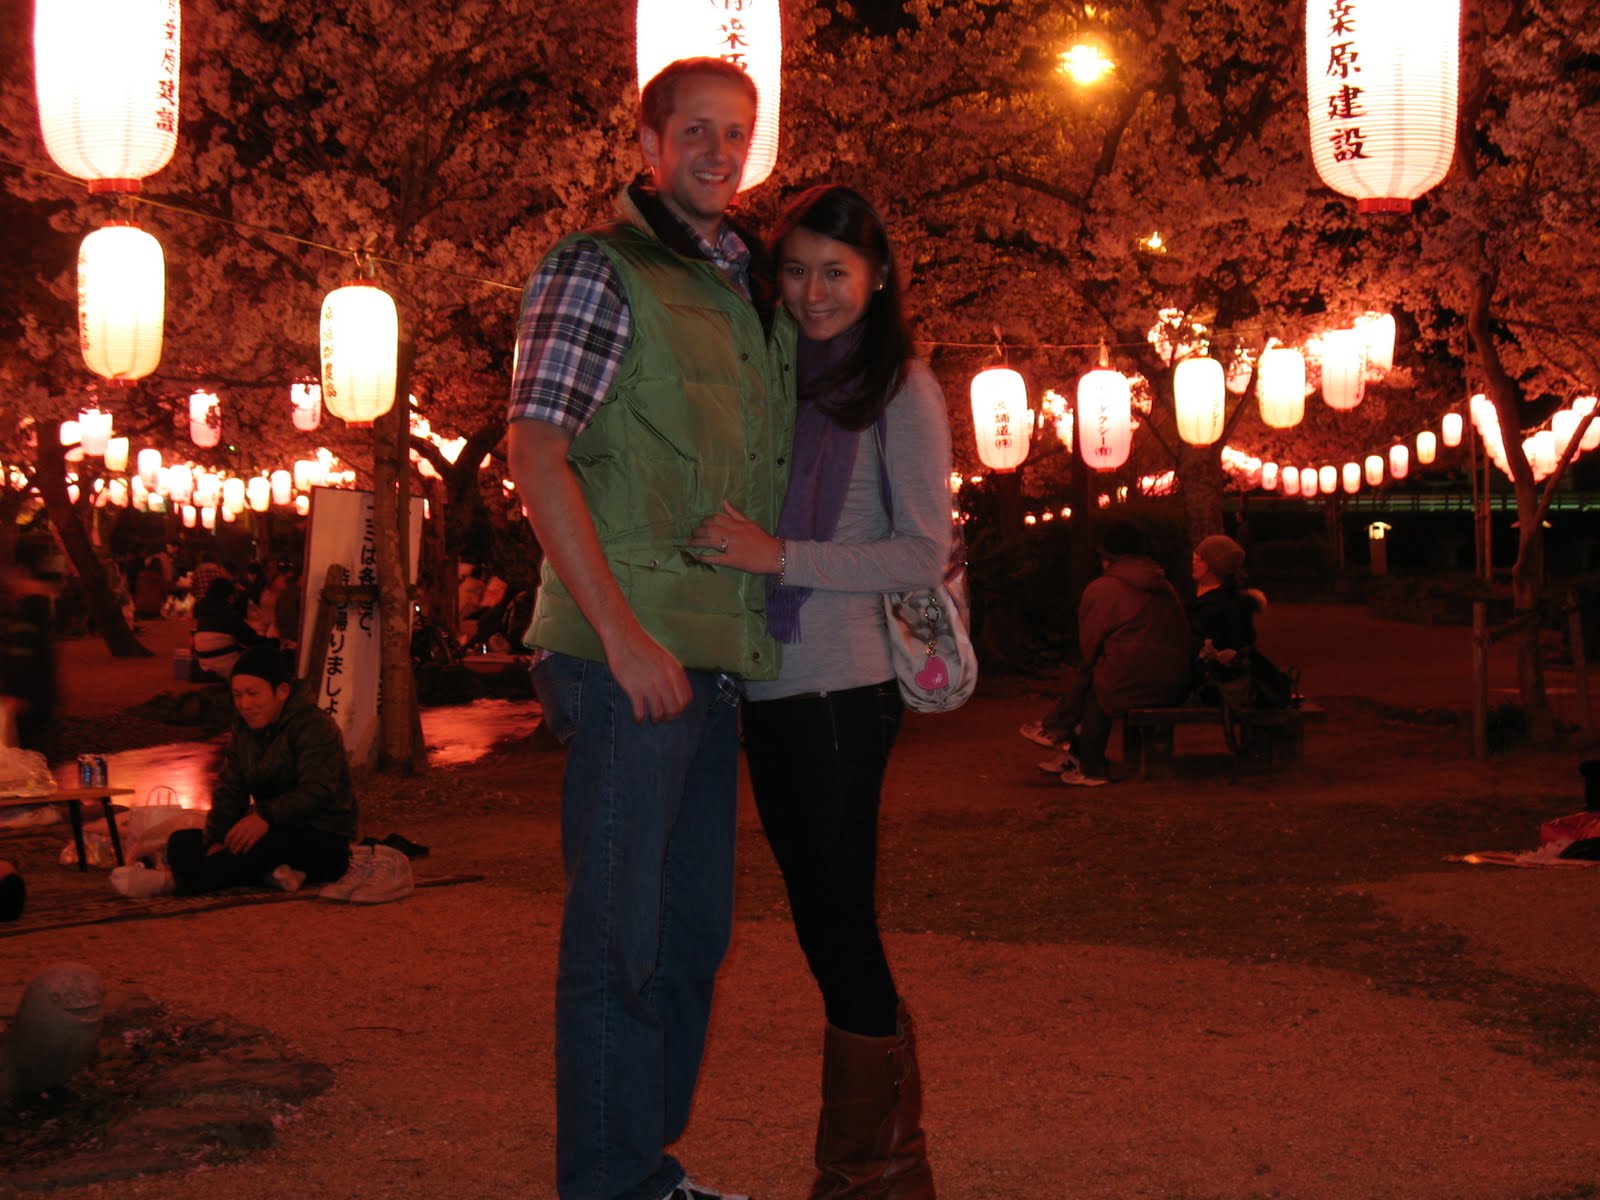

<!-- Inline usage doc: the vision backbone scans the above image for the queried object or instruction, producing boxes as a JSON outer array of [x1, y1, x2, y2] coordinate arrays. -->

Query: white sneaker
[[319, 844, 375, 901], [1018, 720, 1061, 749], [1059, 764, 1110, 787], [347, 845, 414, 904], [1037, 752, 1074, 773], [267, 864, 307, 892]]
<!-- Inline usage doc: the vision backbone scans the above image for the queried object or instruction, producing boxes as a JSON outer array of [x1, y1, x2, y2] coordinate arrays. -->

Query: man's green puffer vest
[[524, 210, 795, 680]]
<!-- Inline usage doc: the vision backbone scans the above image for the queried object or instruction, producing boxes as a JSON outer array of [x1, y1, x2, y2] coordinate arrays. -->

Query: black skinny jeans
[[166, 825, 350, 896], [742, 680, 903, 1038]]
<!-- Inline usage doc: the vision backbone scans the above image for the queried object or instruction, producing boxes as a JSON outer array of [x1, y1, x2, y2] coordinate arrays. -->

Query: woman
[[192, 576, 267, 681], [1188, 533, 1266, 698], [691, 185, 949, 1199]]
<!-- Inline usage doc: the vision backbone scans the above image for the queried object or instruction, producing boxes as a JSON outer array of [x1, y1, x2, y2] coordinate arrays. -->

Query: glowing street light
[[1059, 44, 1114, 86]]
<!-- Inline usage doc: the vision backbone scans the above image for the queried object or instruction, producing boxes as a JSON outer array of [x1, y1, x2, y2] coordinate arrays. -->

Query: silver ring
[[720, 537, 730, 551]]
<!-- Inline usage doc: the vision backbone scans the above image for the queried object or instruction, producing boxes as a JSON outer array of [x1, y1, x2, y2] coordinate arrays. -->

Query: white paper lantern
[[319, 283, 398, 426], [1576, 397, 1600, 452], [194, 470, 219, 509], [67, 482, 80, 505], [270, 469, 292, 507], [291, 381, 321, 431], [1300, 466, 1319, 496], [1553, 410, 1580, 459], [1528, 430, 1557, 478], [1319, 329, 1367, 411], [104, 436, 129, 472], [199, 505, 216, 530], [189, 390, 220, 448], [77, 407, 112, 457], [1364, 454, 1384, 486], [1258, 347, 1307, 429], [1388, 444, 1409, 479], [60, 420, 81, 448], [77, 223, 165, 382], [167, 464, 192, 503], [107, 477, 128, 507], [221, 476, 245, 515], [34, 0, 181, 192], [221, 505, 237, 524], [970, 368, 1031, 472], [1261, 461, 1280, 492], [1356, 311, 1397, 376], [136, 447, 161, 488], [1441, 411, 1463, 447], [1342, 462, 1361, 493], [1174, 357, 1226, 446], [1416, 430, 1437, 465], [181, 503, 196, 528], [637, 0, 782, 193], [1320, 465, 1339, 494], [1076, 369, 1133, 472], [246, 475, 270, 513], [294, 494, 311, 516], [1305, 0, 1459, 213]]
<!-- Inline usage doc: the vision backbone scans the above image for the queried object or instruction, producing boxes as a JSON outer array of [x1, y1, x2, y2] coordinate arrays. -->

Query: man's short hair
[[231, 645, 288, 689], [1097, 520, 1145, 559], [640, 57, 757, 136]]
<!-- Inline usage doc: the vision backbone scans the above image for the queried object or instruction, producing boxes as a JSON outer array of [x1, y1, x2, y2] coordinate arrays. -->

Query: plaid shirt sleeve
[[507, 239, 630, 437]]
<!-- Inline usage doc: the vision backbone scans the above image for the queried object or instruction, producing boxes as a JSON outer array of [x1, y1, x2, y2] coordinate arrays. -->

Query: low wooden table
[[0, 787, 136, 872]]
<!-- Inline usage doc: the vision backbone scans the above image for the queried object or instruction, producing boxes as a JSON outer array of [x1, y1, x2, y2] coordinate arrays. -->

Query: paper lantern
[[199, 505, 216, 530], [1174, 357, 1225, 446], [1261, 461, 1280, 492], [104, 436, 129, 472], [1441, 411, 1463, 447], [970, 368, 1031, 472], [291, 381, 321, 431], [180, 503, 196, 528], [1300, 466, 1319, 496], [1553, 410, 1580, 460], [59, 420, 80, 448], [194, 470, 219, 509], [1576, 397, 1600, 452], [1282, 464, 1301, 496], [107, 477, 128, 507], [246, 475, 270, 513], [1416, 430, 1437, 465], [168, 465, 191, 503], [294, 494, 311, 516], [77, 408, 112, 457], [319, 283, 398, 426], [1319, 329, 1366, 411], [34, 0, 181, 192], [136, 447, 161, 488], [189, 390, 220, 448], [1356, 312, 1397, 376], [77, 223, 165, 382], [221, 476, 245, 515], [1076, 369, 1133, 472], [1342, 462, 1361, 493], [130, 475, 148, 510], [637, 0, 782, 193], [67, 482, 80, 505], [1364, 454, 1384, 486], [221, 505, 237, 524], [1389, 444, 1409, 479], [1528, 430, 1557, 478], [270, 469, 292, 507], [1258, 347, 1306, 429], [1320, 465, 1338, 494], [1305, 0, 1459, 213]]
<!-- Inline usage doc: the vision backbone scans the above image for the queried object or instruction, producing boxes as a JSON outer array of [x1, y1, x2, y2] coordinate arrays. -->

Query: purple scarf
[[766, 329, 865, 643]]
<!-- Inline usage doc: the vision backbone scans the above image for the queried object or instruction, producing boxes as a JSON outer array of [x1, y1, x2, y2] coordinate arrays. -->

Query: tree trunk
[[1510, 476, 1554, 743], [374, 344, 423, 774], [34, 427, 150, 658], [1178, 444, 1224, 543]]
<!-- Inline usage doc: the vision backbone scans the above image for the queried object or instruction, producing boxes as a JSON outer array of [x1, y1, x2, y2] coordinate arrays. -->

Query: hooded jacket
[[1078, 554, 1191, 715], [205, 690, 358, 844]]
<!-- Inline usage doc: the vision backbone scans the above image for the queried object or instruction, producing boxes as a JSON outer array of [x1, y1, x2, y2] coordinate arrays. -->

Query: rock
[[2, 963, 103, 1108], [138, 1058, 334, 1106]]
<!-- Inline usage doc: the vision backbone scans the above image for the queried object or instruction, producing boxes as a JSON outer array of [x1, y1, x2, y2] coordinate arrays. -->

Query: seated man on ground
[[1029, 521, 1192, 786], [111, 646, 356, 897]]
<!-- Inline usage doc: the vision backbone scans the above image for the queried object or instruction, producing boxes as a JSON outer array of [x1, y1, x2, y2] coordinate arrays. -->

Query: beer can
[[93, 756, 109, 787], [77, 755, 94, 786]]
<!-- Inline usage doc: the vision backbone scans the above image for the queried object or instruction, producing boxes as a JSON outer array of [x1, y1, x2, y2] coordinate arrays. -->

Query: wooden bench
[[1124, 702, 1327, 779]]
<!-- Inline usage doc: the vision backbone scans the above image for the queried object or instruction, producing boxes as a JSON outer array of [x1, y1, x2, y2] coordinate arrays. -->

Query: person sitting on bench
[[110, 646, 356, 897], [1188, 534, 1268, 702]]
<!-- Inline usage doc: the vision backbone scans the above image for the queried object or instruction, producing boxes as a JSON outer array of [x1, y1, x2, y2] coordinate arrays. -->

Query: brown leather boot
[[809, 1004, 935, 1200]]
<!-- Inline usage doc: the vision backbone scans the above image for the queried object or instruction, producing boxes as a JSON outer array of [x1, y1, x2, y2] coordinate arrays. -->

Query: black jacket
[[206, 690, 358, 843]]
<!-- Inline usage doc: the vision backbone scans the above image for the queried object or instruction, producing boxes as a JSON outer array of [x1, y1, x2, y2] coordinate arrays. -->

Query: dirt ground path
[[7, 603, 1600, 1199]]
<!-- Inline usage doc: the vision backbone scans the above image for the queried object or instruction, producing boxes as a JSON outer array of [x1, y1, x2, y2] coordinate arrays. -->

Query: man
[[109, 645, 359, 898], [0, 539, 64, 759], [1035, 521, 1191, 786], [506, 57, 793, 1200]]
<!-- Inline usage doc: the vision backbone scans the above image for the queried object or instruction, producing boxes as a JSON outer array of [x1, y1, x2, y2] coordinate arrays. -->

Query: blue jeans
[[532, 652, 741, 1200]]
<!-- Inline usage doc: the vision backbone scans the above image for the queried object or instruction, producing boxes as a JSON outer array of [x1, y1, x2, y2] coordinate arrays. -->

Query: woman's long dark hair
[[770, 184, 913, 431]]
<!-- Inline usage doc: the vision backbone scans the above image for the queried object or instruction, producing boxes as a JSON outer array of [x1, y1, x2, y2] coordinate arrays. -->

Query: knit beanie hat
[[1195, 534, 1247, 578], [231, 645, 289, 689], [1098, 520, 1146, 559]]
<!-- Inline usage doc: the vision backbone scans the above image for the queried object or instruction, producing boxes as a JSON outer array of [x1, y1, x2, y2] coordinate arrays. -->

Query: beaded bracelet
[[776, 538, 787, 584]]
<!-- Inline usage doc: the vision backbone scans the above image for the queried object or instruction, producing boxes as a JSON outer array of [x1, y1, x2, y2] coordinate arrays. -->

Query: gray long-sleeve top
[[746, 360, 954, 701]]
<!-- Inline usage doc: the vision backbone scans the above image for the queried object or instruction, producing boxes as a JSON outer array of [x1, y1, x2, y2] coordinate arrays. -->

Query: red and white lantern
[[319, 283, 398, 427], [1416, 430, 1437, 465], [188, 389, 220, 448], [970, 368, 1031, 472], [637, 0, 782, 193], [1319, 465, 1338, 494], [1342, 462, 1361, 494], [1388, 443, 1409, 479], [34, 0, 181, 192], [1305, 0, 1459, 213], [1261, 461, 1280, 492], [1076, 369, 1133, 472], [291, 381, 322, 431], [1364, 454, 1384, 487]]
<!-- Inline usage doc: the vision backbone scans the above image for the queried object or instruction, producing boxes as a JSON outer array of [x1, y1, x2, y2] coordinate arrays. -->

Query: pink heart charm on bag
[[914, 653, 949, 691]]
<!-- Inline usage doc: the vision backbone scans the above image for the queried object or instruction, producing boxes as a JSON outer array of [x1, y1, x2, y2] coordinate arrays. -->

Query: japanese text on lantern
[[711, 0, 750, 65], [155, 1, 181, 134], [1323, 1, 1368, 163], [992, 405, 1013, 450]]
